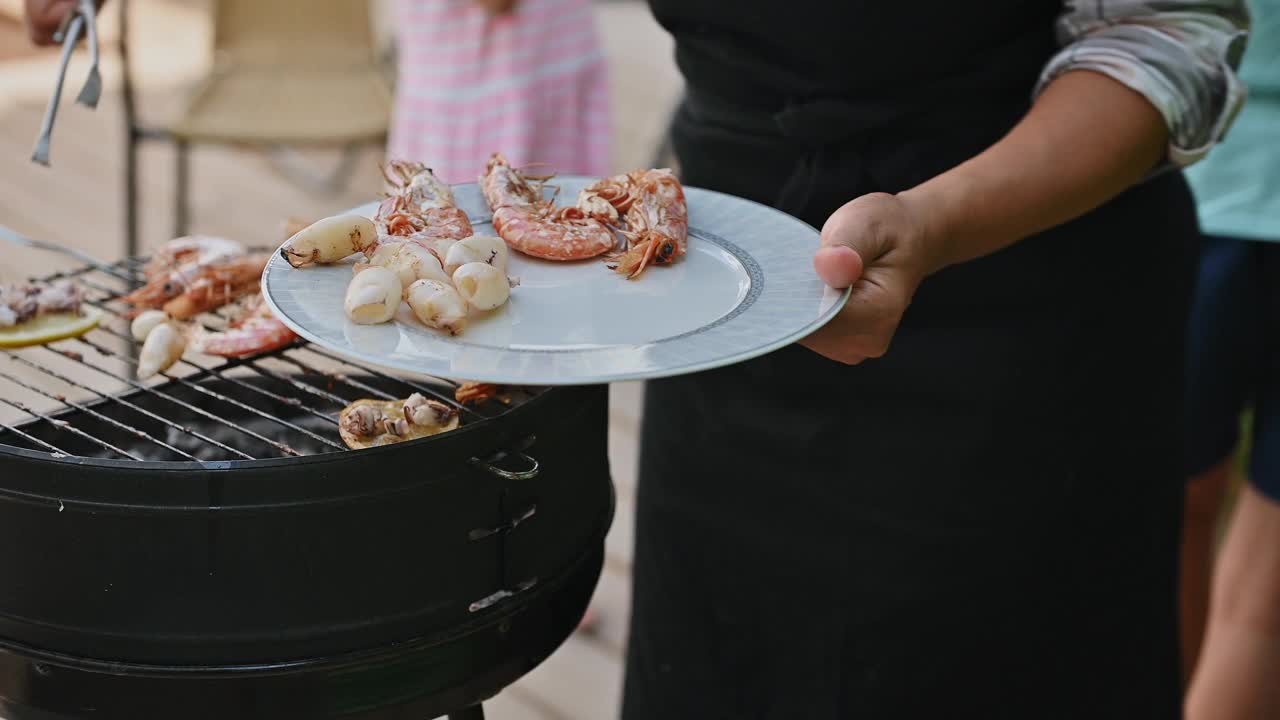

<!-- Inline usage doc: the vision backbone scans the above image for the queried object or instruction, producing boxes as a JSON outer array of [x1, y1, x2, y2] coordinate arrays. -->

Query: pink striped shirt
[[386, 0, 613, 186]]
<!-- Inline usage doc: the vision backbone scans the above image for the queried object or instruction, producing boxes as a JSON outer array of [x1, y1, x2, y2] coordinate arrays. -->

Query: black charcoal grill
[[0, 232, 614, 720]]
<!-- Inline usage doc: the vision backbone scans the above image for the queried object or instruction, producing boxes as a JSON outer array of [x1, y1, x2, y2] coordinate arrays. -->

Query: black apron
[[623, 2, 1197, 718]]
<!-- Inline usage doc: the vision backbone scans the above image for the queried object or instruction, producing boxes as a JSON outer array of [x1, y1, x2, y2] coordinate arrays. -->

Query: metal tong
[[31, 0, 102, 166]]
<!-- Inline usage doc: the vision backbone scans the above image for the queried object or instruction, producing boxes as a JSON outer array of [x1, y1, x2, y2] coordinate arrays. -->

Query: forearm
[[900, 70, 1168, 273]]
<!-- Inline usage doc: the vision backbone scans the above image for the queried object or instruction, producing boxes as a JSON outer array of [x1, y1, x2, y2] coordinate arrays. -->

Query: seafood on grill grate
[[480, 152, 616, 262], [122, 240, 269, 321], [134, 294, 299, 378], [455, 382, 506, 405], [188, 294, 299, 358], [130, 309, 169, 342], [141, 236, 246, 280], [1, 281, 85, 328], [0, 281, 101, 348], [338, 392, 460, 449], [158, 254, 270, 320], [136, 320, 186, 379]]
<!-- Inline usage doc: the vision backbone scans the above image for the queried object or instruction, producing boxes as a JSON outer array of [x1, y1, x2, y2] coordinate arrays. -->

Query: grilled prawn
[[377, 161, 473, 242], [188, 295, 298, 357], [480, 153, 616, 261], [123, 250, 269, 320], [587, 169, 688, 279]]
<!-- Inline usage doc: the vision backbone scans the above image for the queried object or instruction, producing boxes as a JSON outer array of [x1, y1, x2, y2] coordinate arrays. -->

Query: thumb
[[812, 192, 906, 289], [813, 245, 863, 289]]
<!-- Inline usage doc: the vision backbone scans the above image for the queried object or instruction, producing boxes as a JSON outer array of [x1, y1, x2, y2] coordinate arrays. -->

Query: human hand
[[800, 192, 942, 365], [474, 0, 517, 16], [24, 0, 104, 46]]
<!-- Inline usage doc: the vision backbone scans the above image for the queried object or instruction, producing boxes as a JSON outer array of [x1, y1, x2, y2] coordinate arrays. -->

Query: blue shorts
[[1185, 234, 1280, 501]]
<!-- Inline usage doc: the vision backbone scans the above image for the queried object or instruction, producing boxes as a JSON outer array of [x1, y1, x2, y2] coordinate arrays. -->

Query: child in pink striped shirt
[[387, 0, 613, 184]]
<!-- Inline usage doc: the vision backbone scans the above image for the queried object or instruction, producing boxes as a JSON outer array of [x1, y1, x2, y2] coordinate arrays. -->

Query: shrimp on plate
[[480, 153, 616, 261], [377, 161, 473, 244], [580, 169, 688, 279]]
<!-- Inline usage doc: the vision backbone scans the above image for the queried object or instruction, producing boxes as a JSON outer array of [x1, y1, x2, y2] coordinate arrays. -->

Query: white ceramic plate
[[261, 178, 848, 386]]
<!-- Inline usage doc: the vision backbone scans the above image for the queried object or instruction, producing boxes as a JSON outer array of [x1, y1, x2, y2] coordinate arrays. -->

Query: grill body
[[0, 382, 612, 718]]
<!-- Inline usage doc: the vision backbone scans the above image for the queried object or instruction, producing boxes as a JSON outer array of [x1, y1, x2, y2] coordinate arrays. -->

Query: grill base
[[0, 546, 601, 720], [0, 240, 613, 717]]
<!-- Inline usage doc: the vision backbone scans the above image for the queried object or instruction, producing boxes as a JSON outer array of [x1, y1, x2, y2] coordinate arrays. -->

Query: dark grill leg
[[174, 138, 190, 237], [120, 0, 139, 259], [447, 705, 484, 720]]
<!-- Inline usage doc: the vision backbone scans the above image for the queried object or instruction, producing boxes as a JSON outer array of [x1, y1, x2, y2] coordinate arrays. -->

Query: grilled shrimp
[[480, 153, 616, 261], [124, 253, 269, 318], [160, 254, 269, 320], [188, 295, 298, 357], [127, 236, 248, 309], [141, 236, 246, 282], [576, 172, 643, 224], [383, 206, 474, 241], [382, 160, 456, 213], [376, 161, 468, 239], [604, 169, 688, 279], [456, 382, 502, 405]]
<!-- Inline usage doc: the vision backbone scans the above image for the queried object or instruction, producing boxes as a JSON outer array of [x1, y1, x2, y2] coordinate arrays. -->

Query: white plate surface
[[261, 178, 848, 385]]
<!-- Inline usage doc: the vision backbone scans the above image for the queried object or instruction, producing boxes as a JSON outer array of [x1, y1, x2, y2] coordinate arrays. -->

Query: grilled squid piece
[[137, 322, 186, 379], [444, 234, 508, 276], [413, 234, 459, 263], [406, 279, 468, 335], [357, 241, 452, 288], [130, 309, 169, 342], [280, 214, 378, 268], [338, 392, 461, 449], [344, 266, 402, 325], [451, 262, 511, 311]]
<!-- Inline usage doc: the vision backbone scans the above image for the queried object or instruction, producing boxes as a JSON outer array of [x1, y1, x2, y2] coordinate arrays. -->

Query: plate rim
[[261, 178, 851, 385]]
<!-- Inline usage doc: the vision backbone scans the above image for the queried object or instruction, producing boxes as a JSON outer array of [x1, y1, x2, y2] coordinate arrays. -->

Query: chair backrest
[[211, 0, 379, 67]]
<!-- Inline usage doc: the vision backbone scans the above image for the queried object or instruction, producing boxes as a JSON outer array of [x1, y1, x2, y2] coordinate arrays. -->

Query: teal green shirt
[[1186, 0, 1280, 242]]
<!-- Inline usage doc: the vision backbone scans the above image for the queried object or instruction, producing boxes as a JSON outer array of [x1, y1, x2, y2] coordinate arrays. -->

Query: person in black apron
[[623, 2, 1249, 718]]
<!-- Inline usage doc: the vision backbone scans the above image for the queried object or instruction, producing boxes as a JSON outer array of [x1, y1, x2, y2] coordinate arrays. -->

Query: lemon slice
[[0, 306, 103, 349]]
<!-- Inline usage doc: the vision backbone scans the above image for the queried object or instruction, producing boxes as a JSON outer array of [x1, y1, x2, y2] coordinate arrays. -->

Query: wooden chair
[[119, 0, 393, 256]]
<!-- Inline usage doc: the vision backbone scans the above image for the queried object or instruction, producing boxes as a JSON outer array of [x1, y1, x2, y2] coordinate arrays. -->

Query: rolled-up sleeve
[[1034, 1, 1251, 167]]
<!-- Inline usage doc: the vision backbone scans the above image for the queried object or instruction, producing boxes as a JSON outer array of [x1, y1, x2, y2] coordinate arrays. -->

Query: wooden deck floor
[[0, 2, 680, 717]]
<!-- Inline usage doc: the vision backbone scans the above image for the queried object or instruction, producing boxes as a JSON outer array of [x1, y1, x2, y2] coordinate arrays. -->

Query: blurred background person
[[1181, 0, 1280, 716], [386, 0, 612, 183]]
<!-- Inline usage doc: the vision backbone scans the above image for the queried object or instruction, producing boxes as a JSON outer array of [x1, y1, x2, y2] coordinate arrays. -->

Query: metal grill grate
[[0, 231, 535, 463]]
